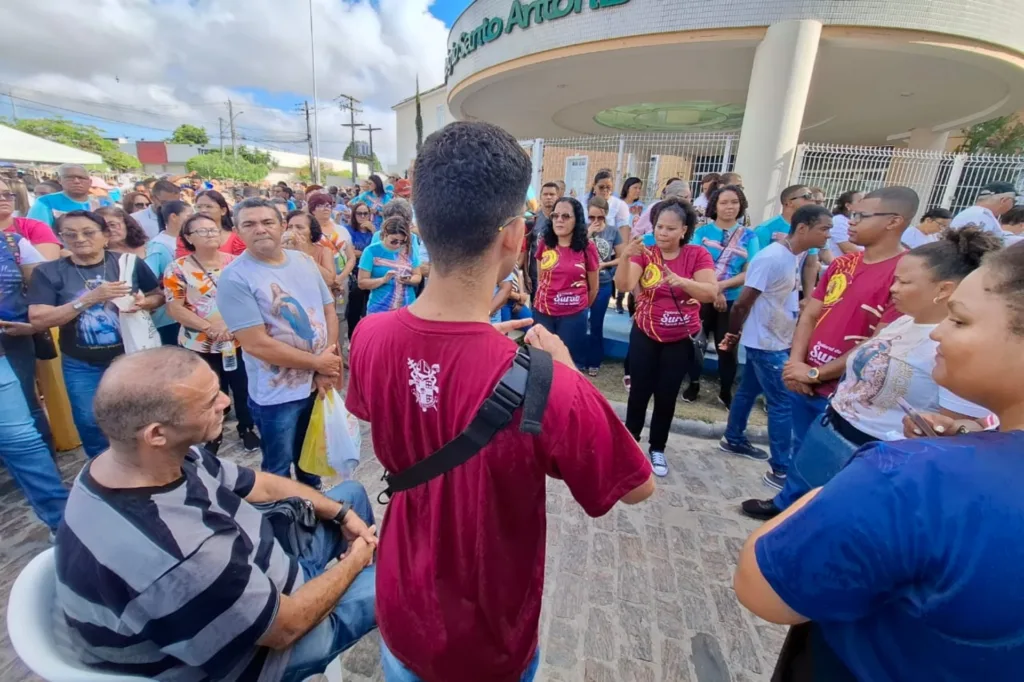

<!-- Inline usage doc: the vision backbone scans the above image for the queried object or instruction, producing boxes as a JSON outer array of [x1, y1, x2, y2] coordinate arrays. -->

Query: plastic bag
[[115, 253, 160, 354], [298, 389, 361, 479]]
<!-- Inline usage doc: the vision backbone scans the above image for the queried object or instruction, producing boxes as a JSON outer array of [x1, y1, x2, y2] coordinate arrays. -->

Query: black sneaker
[[682, 382, 700, 402], [241, 429, 261, 453], [741, 498, 782, 520], [718, 437, 769, 461], [718, 391, 732, 409], [762, 469, 787, 491]]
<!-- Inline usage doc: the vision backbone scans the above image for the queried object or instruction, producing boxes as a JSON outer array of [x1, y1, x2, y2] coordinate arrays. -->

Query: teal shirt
[[143, 241, 174, 328], [691, 223, 761, 301], [753, 214, 819, 254], [27, 192, 111, 227]]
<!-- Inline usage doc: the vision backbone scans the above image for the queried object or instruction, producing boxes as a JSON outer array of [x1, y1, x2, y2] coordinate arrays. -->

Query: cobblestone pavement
[[0, 420, 785, 682]]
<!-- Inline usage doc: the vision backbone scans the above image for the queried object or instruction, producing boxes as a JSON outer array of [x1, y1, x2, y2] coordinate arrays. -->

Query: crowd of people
[[0, 118, 1022, 681]]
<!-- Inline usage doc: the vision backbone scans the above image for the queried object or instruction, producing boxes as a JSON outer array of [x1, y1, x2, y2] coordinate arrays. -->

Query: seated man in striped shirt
[[55, 347, 377, 682]]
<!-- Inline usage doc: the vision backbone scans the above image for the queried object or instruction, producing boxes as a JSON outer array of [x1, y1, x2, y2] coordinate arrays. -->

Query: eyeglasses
[[588, 215, 606, 223], [60, 230, 102, 241], [61, 175, 90, 182], [551, 212, 574, 221], [387, 237, 408, 245], [497, 214, 522, 232], [133, 201, 150, 209], [790, 193, 814, 202], [0, 192, 15, 201], [354, 211, 370, 217], [188, 228, 221, 237], [850, 211, 899, 222]]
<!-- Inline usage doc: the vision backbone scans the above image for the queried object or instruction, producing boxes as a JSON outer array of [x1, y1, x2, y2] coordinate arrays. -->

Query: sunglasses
[[0, 192, 15, 201], [588, 215, 606, 223], [133, 201, 150, 209], [551, 212, 574, 221]]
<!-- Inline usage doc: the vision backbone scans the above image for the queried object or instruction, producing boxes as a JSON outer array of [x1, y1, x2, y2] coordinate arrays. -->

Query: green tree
[[237, 145, 274, 168], [5, 117, 140, 171], [343, 142, 381, 172], [296, 162, 336, 183], [956, 115, 1024, 155], [167, 124, 210, 146], [185, 151, 268, 183]]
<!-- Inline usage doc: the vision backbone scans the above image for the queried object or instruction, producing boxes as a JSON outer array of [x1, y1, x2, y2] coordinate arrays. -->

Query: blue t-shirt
[[26, 192, 112, 227], [756, 433, 1024, 682], [691, 223, 761, 301], [346, 226, 374, 255], [358, 242, 421, 314], [143, 241, 174, 329], [753, 214, 819, 255], [216, 250, 333, 407]]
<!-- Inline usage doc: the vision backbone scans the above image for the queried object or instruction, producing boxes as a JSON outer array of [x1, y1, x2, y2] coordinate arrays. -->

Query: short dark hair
[[1000, 206, 1024, 226], [832, 190, 862, 217], [650, 197, 698, 246], [180, 213, 220, 252], [706, 185, 749, 221], [196, 190, 233, 230], [543, 198, 588, 251], [413, 122, 531, 275], [587, 196, 609, 213], [94, 348, 205, 445], [159, 200, 191, 233], [541, 181, 560, 192], [306, 192, 334, 213], [910, 225, 1001, 282], [55, 210, 108, 235], [923, 207, 953, 221], [619, 177, 642, 200], [863, 186, 920, 222], [368, 174, 386, 196], [790, 205, 832, 235], [779, 184, 810, 204], [152, 179, 180, 197], [700, 172, 722, 198], [96, 206, 148, 248], [285, 209, 323, 243], [234, 196, 282, 224]]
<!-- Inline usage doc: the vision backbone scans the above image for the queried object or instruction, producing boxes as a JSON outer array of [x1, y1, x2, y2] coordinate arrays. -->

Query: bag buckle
[[378, 471, 392, 505]]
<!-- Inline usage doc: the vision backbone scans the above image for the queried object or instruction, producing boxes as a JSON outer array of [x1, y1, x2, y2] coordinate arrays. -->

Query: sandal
[[588, 368, 599, 377]]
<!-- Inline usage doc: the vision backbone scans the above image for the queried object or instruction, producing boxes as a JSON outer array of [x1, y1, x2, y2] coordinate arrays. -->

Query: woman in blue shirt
[[344, 203, 376, 339], [351, 174, 392, 230], [357, 213, 421, 314], [735, 242, 1024, 682], [687, 185, 759, 406]]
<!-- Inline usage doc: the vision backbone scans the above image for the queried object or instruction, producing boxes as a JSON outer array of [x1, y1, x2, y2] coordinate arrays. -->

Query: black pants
[[200, 350, 254, 433], [690, 301, 737, 395], [625, 325, 695, 452], [346, 280, 369, 340]]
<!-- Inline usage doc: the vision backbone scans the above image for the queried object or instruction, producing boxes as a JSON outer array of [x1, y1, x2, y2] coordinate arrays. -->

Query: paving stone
[[698, 514, 744, 536], [655, 595, 685, 640], [584, 659, 618, 682], [588, 566, 617, 606], [618, 602, 654, 662], [662, 636, 694, 682], [552, 571, 587, 619], [710, 585, 750, 634], [545, 618, 580, 669], [681, 590, 718, 633], [619, 657, 658, 682], [669, 526, 699, 556], [644, 524, 669, 559], [559, 531, 590, 577], [699, 545, 735, 584], [617, 508, 641, 535], [592, 531, 616, 564], [583, 607, 615, 661], [724, 625, 764, 675], [651, 557, 676, 594], [690, 632, 731, 682]]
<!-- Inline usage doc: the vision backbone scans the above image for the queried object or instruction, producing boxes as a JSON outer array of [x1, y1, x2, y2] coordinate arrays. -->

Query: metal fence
[[525, 133, 737, 204], [789, 144, 1024, 217]]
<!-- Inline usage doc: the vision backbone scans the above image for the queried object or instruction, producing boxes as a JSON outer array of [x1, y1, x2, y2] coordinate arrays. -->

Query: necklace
[[71, 254, 107, 288]]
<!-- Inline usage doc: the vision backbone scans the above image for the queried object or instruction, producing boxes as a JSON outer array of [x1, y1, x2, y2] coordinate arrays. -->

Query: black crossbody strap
[[379, 346, 553, 503]]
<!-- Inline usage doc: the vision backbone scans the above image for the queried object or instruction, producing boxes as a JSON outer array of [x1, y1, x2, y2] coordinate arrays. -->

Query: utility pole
[[336, 94, 363, 182], [302, 101, 314, 179], [218, 117, 224, 153], [226, 100, 243, 159], [363, 124, 382, 174], [8, 91, 17, 122]]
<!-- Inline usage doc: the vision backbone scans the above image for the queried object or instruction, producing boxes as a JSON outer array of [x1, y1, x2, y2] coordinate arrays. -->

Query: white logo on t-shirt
[[408, 358, 441, 412]]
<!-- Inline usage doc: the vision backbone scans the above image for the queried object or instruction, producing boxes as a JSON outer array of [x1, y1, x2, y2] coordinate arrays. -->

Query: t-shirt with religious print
[[0, 232, 45, 324], [590, 223, 623, 286], [806, 252, 902, 396], [358, 242, 421, 314], [216, 250, 333, 407], [691, 223, 761, 301], [533, 241, 599, 316], [630, 244, 713, 343], [163, 254, 238, 353], [27, 251, 160, 365]]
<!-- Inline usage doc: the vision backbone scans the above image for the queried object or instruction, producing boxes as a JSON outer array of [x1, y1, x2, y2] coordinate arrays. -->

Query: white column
[[893, 128, 951, 223], [734, 20, 822, 224]]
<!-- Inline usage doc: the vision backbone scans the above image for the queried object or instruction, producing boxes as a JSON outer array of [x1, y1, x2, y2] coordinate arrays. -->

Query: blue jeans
[[248, 393, 321, 488], [724, 347, 792, 474], [789, 391, 829, 457], [281, 481, 377, 682], [586, 281, 613, 369], [61, 355, 110, 458], [2, 333, 54, 451], [0, 356, 68, 531], [774, 413, 860, 510], [532, 309, 588, 368], [380, 641, 540, 682], [500, 303, 532, 322]]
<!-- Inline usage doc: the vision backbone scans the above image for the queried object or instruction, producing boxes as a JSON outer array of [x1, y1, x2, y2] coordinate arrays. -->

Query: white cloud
[[0, 0, 449, 168]]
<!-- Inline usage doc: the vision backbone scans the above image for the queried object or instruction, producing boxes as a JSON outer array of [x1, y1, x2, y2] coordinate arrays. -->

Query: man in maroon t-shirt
[[345, 121, 655, 682], [740, 186, 919, 521]]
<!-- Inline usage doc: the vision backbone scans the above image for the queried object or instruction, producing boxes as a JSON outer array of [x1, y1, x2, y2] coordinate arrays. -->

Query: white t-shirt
[[692, 194, 709, 213], [901, 225, 939, 250], [950, 205, 1001, 235], [831, 314, 989, 440], [15, 238, 45, 265], [606, 195, 631, 232], [131, 206, 161, 239], [740, 242, 799, 351], [1002, 231, 1024, 247], [827, 214, 861, 254]]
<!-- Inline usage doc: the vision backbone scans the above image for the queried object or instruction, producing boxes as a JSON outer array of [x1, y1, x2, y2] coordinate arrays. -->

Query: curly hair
[[649, 197, 698, 246], [706, 185, 749, 222], [95, 206, 148, 248], [910, 224, 1002, 282], [543, 197, 589, 252], [285, 209, 324, 243]]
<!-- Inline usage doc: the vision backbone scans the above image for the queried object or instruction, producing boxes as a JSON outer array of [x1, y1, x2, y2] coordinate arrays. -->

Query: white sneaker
[[650, 451, 669, 477]]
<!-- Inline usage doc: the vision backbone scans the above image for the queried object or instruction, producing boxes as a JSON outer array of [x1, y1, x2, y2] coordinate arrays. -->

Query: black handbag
[[251, 496, 318, 556], [33, 329, 58, 361]]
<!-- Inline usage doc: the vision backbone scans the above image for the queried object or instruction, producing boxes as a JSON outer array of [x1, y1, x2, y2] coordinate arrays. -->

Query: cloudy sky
[[0, 0, 466, 169]]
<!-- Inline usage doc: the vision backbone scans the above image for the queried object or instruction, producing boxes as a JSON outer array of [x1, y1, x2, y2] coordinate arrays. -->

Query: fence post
[[530, 138, 544, 198], [789, 143, 807, 186], [615, 135, 625, 188], [721, 135, 733, 173], [939, 154, 967, 210]]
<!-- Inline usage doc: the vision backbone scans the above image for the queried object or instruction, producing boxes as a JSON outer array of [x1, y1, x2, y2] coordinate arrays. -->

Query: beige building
[[392, 84, 453, 175]]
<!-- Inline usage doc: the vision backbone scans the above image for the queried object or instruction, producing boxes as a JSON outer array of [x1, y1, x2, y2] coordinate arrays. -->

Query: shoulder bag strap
[[712, 226, 740, 265], [379, 345, 554, 503]]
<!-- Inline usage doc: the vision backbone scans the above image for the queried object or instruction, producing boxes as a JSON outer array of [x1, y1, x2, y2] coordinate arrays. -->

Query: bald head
[[94, 347, 206, 445], [863, 186, 920, 223]]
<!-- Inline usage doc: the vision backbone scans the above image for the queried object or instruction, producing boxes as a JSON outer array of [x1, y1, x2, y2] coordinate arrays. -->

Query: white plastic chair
[[7, 548, 343, 682]]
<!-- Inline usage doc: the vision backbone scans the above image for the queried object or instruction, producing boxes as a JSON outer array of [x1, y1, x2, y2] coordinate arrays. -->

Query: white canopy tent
[[0, 125, 103, 165]]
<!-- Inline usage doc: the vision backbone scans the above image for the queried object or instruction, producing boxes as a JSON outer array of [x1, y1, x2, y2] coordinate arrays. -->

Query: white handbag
[[114, 252, 161, 354]]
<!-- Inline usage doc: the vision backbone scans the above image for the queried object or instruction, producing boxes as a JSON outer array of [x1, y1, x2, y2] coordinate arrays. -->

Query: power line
[[336, 93, 362, 181]]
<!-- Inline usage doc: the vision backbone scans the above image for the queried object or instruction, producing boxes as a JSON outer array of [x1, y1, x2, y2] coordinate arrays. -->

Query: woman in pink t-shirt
[[614, 198, 718, 476], [0, 178, 61, 260], [533, 197, 599, 367]]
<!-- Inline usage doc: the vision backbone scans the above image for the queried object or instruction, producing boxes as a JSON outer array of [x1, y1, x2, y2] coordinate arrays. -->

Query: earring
[[933, 296, 942, 304]]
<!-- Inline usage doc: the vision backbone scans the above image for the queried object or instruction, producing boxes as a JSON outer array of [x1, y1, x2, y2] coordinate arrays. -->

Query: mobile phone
[[896, 398, 937, 437], [508, 329, 528, 347]]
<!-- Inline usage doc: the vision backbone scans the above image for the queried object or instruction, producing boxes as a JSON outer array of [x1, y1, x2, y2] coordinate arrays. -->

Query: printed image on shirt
[[831, 338, 902, 417], [257, 282, 328, 390], [408, 358, 440, 412], [0, 246, 25, 322], [75, 278, 121, 348]]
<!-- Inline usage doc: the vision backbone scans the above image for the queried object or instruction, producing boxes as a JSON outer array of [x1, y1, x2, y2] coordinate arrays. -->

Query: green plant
[[956, 115, 1024, 155], [185, 151, 268, 182], [296, 162, 335, 183], [237, 145, 274, 168], [342, 142, 381, 172], [167, 124, 209, 146], [4, 117, 141, 171]]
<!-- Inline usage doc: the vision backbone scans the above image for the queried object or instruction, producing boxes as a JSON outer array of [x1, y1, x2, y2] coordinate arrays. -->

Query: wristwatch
[[72, 299, 85, 312], [332, 501, 351, 525], [807, 368, 820, 383]]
